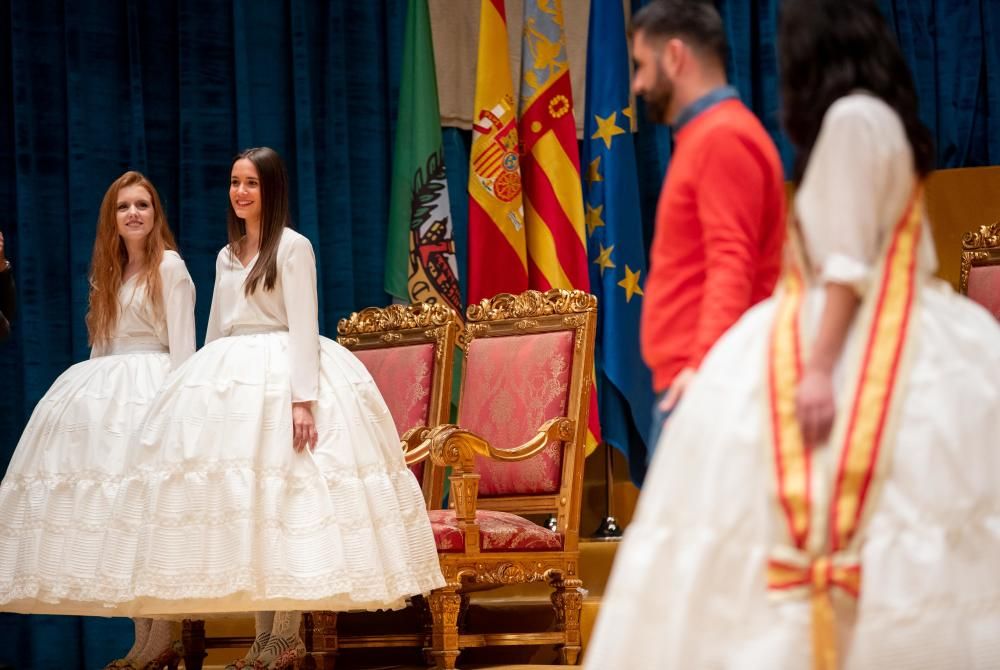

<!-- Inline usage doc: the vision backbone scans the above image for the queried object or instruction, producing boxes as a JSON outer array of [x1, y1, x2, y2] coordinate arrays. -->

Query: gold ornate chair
[[407, 289, 597, 669], [960, 222, 1000, 320], [180, 302, 462, 670], [336, 302, 461, 507]]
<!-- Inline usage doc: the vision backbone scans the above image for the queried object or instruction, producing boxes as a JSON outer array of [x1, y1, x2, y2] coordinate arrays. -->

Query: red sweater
[[641, 99, 786, 391]]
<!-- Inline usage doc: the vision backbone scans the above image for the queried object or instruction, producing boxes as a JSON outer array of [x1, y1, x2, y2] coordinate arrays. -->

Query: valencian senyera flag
[[467, 0, 528, 305], [582, 0, 653, 484], [520, 0, 601, 453], [386, 0, 461, 311]]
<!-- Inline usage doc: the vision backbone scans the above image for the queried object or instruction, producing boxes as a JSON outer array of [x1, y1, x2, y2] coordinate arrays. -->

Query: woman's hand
[[292, 401, 318, 452], [795, 366, 836, 446]]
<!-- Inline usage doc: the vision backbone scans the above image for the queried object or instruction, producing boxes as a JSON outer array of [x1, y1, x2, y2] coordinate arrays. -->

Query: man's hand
[[659, 366, 697, 413]]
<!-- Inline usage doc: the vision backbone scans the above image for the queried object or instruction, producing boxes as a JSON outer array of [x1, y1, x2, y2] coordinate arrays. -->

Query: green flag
[[385, 0, 460, 311]]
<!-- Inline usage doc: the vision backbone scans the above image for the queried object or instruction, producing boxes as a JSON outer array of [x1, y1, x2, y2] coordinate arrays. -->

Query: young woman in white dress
[[584, 1, 1000, 668], [0, 171, 196, 669], [93, 147, 444, 669]]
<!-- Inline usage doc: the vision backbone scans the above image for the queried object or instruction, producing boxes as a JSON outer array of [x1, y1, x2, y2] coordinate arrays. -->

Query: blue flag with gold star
[[582, 0, 654, 484]]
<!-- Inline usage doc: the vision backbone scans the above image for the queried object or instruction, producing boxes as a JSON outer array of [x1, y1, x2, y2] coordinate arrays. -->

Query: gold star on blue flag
[[582, 0, 654, 484]]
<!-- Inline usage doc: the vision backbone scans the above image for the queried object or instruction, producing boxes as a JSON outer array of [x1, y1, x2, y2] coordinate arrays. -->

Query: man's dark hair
[[631, 0, 728, 66]]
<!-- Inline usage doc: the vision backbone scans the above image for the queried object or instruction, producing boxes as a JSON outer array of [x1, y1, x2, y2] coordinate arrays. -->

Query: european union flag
[[582, 0, 654, 484]]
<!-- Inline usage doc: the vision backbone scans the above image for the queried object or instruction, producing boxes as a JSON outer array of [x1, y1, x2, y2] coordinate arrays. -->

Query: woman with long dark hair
[[585, 1, 1000, 667], [0, 172, 196, 669], [87, 148, 443, 669]]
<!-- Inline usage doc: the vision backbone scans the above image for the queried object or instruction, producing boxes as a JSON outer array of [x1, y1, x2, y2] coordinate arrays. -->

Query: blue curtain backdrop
[[0, 1, 411, 666], [1, 0, 999, 666]]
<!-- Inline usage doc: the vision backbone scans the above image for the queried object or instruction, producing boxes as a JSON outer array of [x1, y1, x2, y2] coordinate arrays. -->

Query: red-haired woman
[[0, 172, 196, 669]]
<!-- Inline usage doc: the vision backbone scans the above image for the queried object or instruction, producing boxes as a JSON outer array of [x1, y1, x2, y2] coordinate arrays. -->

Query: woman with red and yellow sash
[[585, 1, 1000, 668]]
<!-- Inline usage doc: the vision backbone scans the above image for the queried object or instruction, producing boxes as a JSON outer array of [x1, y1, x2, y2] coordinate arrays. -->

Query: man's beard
[[644, 67, 675, 124]]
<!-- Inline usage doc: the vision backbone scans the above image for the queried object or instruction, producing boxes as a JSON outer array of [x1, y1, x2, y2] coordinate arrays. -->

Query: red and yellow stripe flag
[[519, 0, 600, 451], [467, 0, 528, 305]]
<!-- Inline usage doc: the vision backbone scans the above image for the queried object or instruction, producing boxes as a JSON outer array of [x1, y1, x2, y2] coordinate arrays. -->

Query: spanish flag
[[467, 0, 527, 305], [520, 0, 600, 451]]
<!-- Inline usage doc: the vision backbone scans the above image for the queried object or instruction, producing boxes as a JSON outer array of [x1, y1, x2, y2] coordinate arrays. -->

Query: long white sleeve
[[204, 249, 227, 345], [160, 253, 197, 368], [280, 234, 320, 403]]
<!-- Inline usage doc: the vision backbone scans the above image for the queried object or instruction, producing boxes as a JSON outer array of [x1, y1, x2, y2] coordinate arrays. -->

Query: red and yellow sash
[[766, 188, 924, 670]]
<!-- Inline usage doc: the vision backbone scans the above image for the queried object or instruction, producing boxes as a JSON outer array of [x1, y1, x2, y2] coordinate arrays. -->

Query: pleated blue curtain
[[0, 1, 405, 666]]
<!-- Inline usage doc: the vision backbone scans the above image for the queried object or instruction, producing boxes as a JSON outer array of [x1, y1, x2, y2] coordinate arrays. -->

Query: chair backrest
[[435, 289, 596, 548], [337, 302, 462, 507], [961, 222, 1000, 320]]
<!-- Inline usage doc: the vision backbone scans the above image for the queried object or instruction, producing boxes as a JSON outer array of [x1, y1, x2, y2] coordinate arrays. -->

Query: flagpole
[[592, 442, 621, 540]]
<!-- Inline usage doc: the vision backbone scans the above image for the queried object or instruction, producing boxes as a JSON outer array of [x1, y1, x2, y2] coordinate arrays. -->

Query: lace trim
[[102, 496, 429, 534], [124, 457, 413, 480], [2, 497, 427, 539], [0, 560, 446, 609], [29, 559, 446, 605], [1, 471, 126, 487]]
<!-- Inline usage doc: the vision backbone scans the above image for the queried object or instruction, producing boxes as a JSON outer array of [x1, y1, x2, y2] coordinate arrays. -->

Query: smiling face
[[114, 184, 155, 244], [230, 158, 262, 226]]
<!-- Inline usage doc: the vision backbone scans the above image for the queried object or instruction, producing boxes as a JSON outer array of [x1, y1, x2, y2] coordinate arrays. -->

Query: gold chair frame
[[959, 221, 1000, 296], [406, 288, 597, 669]]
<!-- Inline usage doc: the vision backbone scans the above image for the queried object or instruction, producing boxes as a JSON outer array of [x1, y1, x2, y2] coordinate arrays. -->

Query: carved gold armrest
[[400, 426, 431, 466], [427, 417, 575, 472], [426, 418, 575, 556]]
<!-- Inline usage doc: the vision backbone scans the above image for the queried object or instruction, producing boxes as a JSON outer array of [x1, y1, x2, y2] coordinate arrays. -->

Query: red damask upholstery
[[967, 264, 1000, 320], [459, 331, 572, 496], [353, 343, 435, 481], [429, 509, 564, 553]]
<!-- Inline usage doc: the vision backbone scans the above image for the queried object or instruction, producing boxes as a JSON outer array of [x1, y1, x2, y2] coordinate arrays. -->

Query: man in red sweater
[[632, 0, 786, 455]]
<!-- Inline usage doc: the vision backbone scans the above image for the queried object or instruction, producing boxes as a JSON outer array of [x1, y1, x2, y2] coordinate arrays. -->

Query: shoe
[[225, 632, 271, 670], [267, 642, 305, 670], [141, 641, 182, 670]]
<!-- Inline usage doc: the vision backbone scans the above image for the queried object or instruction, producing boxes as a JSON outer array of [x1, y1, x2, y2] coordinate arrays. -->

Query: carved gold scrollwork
[[959, 222, 999, 293], [467, 323, 489, 338], [337, 302, 459, 336], [962, 222, 1000, 250], [475, 561, 547, 585], [423, 327, 447, 360], [465, 289, 596, 323]]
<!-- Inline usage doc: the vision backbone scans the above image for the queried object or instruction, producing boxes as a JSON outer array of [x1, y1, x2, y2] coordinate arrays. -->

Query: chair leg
[[458, 592, 471, 630], [181, 619, 206, 670], [551, 577, 584, 665], [303, 611, 337, 670], [428, 583, 462, 669], [415, 595, 436, 667]]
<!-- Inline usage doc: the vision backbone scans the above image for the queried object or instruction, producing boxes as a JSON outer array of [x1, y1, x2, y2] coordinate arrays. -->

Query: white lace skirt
[[585, 281, 1000, 670], [91, 332, 444, 617], [0, 350, 172, 614]]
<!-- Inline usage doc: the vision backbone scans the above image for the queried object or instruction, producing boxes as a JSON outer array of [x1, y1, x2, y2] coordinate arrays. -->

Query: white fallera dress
[[96, 227, 444, 616], [585, 94, 1000, 669], [0, 251, 196, 614]]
